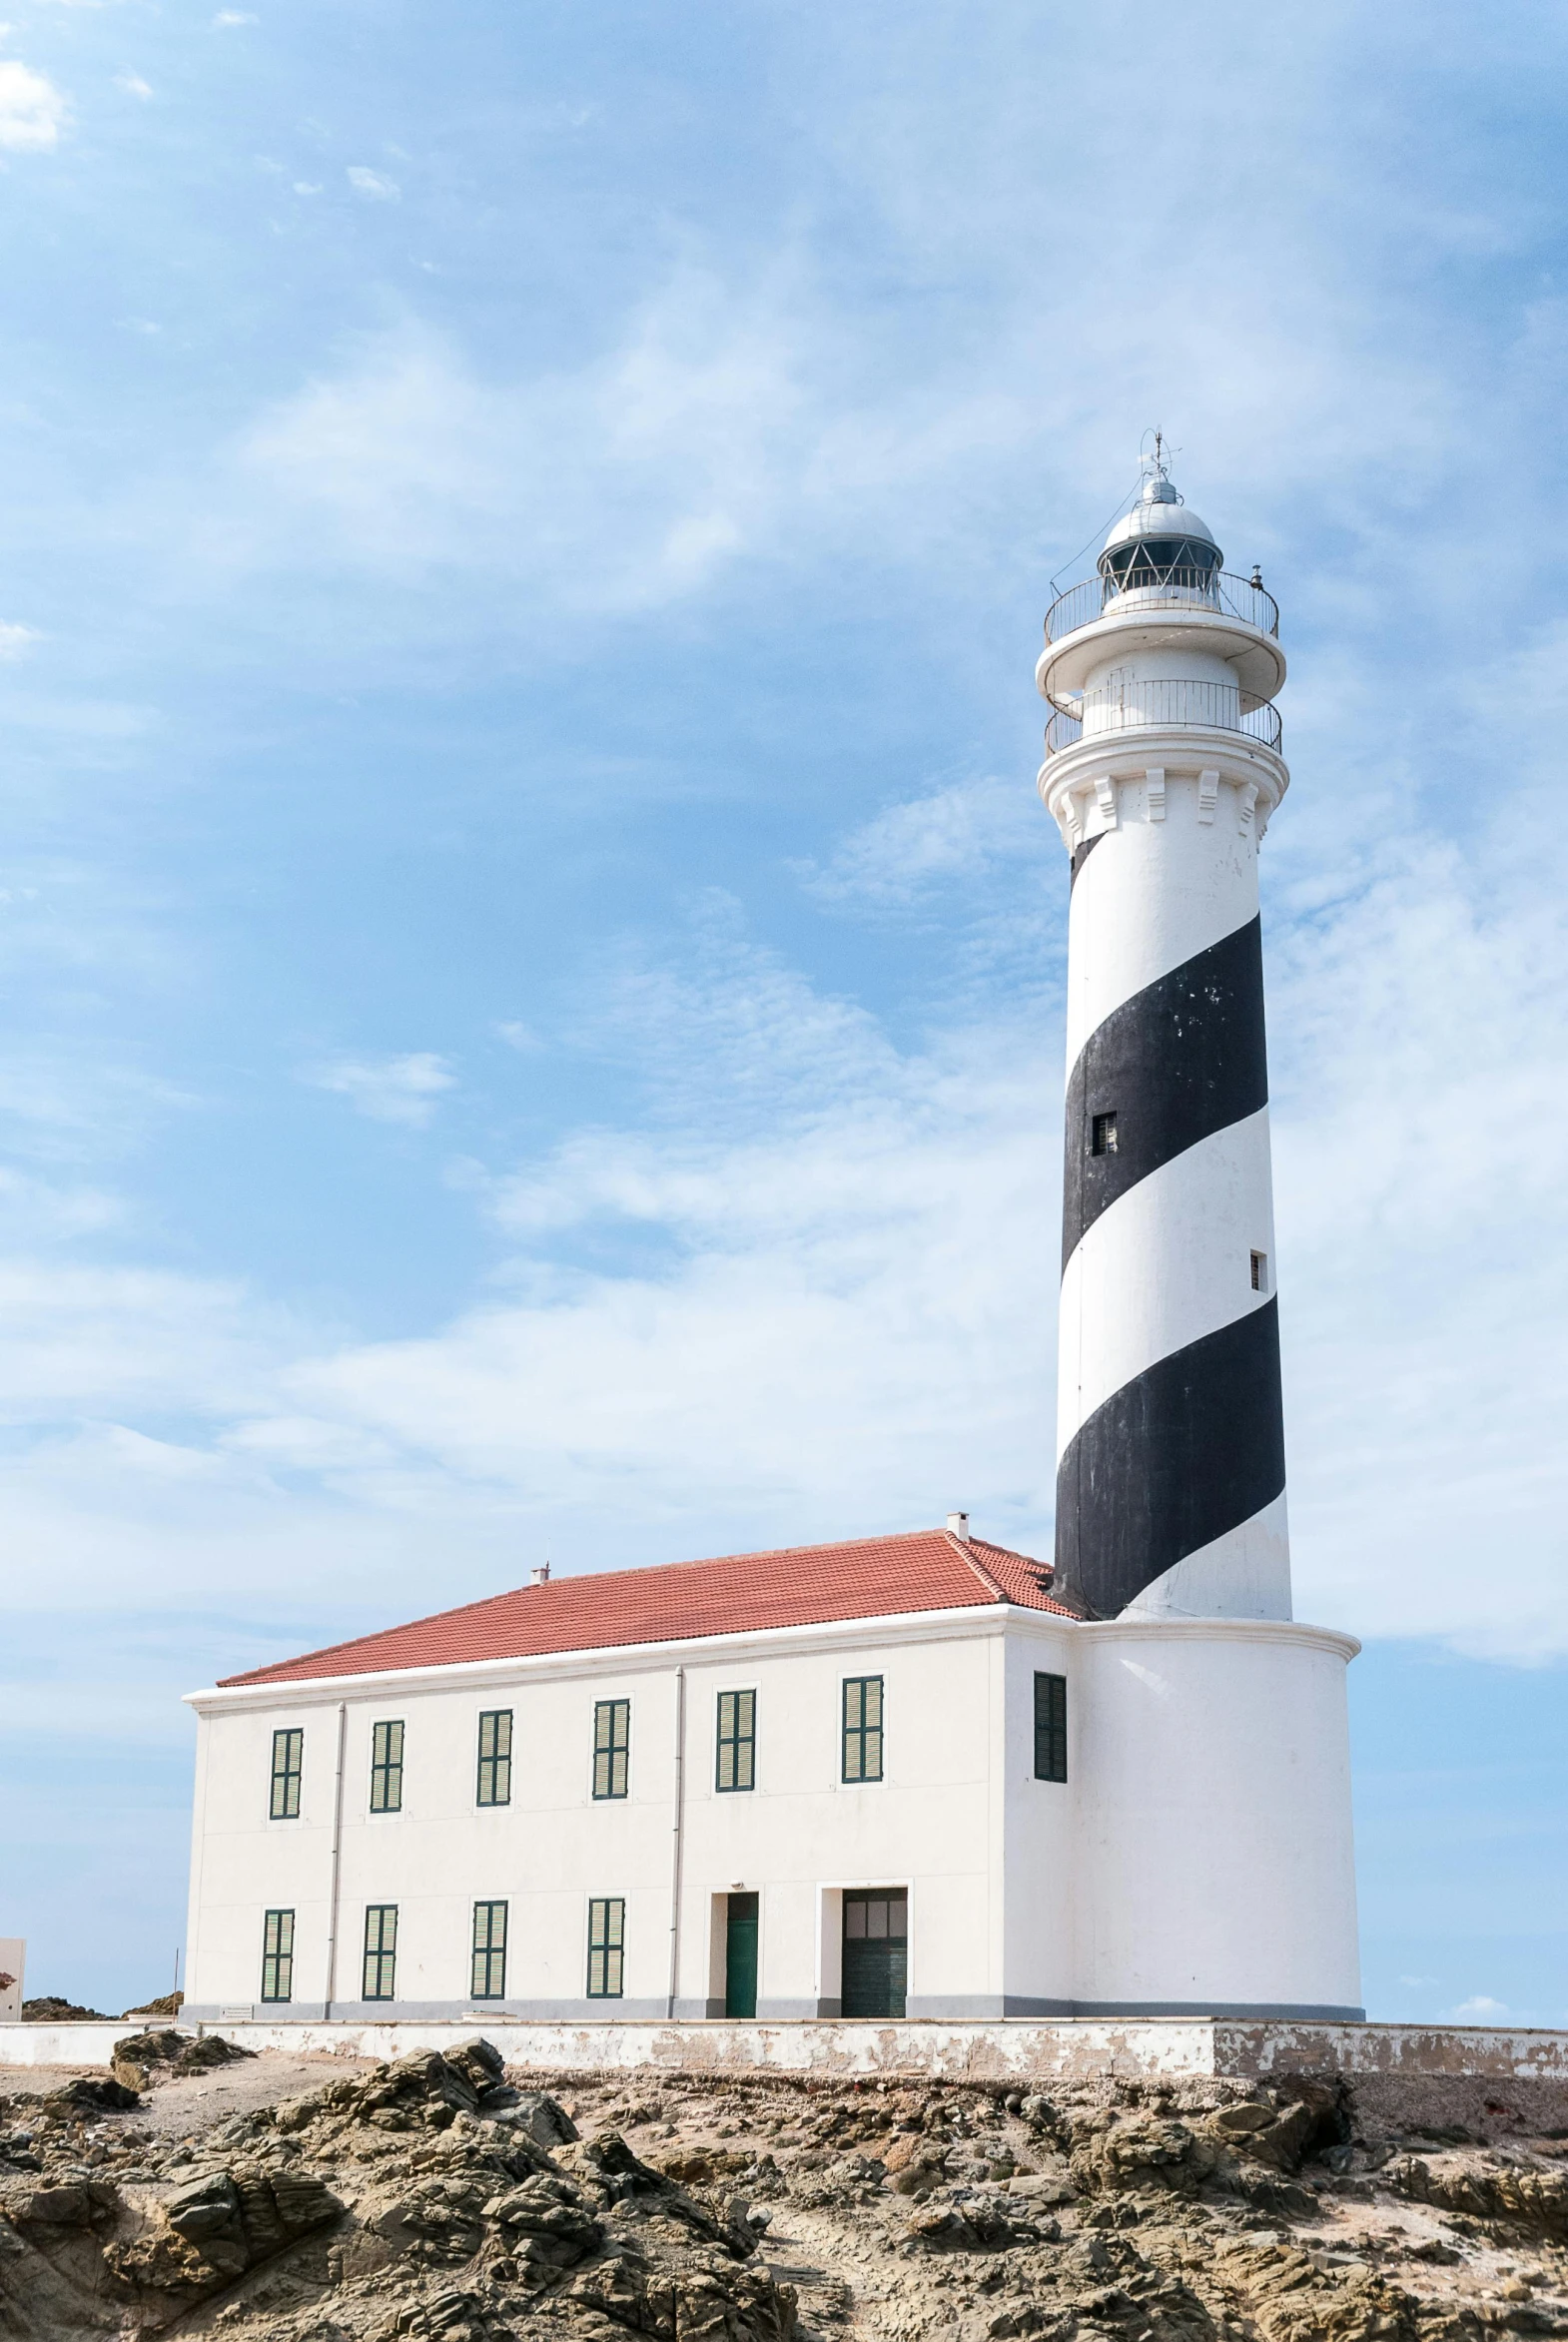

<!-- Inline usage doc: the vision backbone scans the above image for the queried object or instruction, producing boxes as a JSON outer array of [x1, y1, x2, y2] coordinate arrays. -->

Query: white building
[[183, 459, 1364, 2028]]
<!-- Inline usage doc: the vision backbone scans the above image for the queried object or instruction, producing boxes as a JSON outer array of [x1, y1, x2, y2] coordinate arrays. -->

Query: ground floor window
[[471, 1900, 507, 2000], [363, 1904, 397, 2000], [587, 1897, 624, 1998], [842, 1889, 907, 2019], [261, 1908, 294, 2002]]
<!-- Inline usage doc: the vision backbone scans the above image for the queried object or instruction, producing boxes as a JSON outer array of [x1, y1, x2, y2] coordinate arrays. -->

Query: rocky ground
[[2, 2034, 1567, 2342]]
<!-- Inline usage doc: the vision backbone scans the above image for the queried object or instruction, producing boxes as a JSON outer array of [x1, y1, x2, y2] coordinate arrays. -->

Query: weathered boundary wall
[[3, 2017, 1567, 2084]]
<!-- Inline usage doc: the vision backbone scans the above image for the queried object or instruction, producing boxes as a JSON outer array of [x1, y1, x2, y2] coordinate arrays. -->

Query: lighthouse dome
[[1098, 471, 1222, 595]]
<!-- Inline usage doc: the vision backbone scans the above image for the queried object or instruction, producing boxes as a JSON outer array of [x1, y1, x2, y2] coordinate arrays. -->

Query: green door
[[842, 1889, 908, 2018], [724, 1893, 758, 2019]]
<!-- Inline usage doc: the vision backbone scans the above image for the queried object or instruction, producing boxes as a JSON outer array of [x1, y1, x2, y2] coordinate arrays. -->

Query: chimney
[[946, 1511, 970, 1542], [530, 1563, 551, 1587]]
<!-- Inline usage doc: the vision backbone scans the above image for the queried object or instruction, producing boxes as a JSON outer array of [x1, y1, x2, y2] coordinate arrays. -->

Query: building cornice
[[183, 1600, 1082, 1716], [1073, 1617, 1361, 1663], [1038, 731, 1288, 855]]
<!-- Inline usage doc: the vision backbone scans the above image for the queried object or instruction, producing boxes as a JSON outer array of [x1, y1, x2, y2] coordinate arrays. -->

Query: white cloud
[[1446, 1995, 1514, 2022], [0, 58, 67, 150], [293, 181, 321, 196], [305, 1051, 456, 1127], [346, 166, 398, 202], [1398, 1974, 1439, 1988], [800, 777, 1040, 907], [212, 10, 256, 22], [0, 621, 39, 659], [114, 69, 152, 98]]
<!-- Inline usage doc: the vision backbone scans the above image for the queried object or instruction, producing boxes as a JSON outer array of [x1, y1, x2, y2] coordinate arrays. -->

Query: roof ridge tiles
[[215, 1523, 1073, 1689]]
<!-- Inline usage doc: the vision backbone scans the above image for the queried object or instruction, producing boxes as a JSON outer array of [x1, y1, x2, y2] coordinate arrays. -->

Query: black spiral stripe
[[1055, 1300, 1286, 1619], [1055, 911, 1284, 1619], [1061, 915, 1268, 1271]]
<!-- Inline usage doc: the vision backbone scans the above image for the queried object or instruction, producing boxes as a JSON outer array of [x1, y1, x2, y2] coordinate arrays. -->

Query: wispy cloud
[[114, 68, 151, 98], [304, 1051, 456, 1127], [346, 165, 398, 202], [0, 59, 67, 150]]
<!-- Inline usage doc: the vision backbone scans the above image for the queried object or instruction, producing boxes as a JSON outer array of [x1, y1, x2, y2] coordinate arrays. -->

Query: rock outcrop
[[1, 2045, 1566, 2342]]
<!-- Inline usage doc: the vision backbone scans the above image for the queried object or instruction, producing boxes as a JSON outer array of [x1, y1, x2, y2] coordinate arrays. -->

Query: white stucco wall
[[184, 1610, 1022, 2022], [184, 1607, 1360, 2022], [1071, 1619, 1361, 2015]]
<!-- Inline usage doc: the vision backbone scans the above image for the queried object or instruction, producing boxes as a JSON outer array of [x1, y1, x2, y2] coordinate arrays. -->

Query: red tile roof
[[218, 1528, 1077, 1688]]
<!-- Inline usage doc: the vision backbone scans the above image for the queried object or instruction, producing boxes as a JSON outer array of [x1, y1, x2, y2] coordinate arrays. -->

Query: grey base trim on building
[[1067, 2000, 1367, 2021], [185, 1997, 681, 2024], [184, 1995, 1366, 2027]]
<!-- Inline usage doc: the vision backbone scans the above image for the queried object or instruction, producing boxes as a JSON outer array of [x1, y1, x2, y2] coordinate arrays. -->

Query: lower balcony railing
[[1042, 677, 1282, 759]]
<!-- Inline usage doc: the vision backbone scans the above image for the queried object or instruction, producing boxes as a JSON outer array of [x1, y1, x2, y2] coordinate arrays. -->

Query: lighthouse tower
[[1041, 451, 1290, 1623], [1037, 452, 1363, 2016]]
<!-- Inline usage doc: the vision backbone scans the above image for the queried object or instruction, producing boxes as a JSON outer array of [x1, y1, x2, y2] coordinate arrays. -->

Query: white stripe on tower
[[1037, 462, 1293, 1622]]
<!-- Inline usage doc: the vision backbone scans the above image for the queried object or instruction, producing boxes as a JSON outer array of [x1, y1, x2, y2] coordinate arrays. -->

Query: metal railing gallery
[[1043, 568, 1279, 645], [1042, 676, 1283, 760]]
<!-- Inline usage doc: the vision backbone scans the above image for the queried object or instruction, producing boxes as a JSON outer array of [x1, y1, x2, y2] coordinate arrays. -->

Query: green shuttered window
[[371, 1720, 404, 1813], [842, 1676, 884, 1783], [261, 1909, 294, 2003], [716, 1690, 755, 1793], [592, 1700, 630, 1800], [471, 1901, 507, 2001], [270, 1728, 303, 1820], [1034, 1671, 1068, 1783], [363, 1905, 397, 2001], [586, 1897, 624, 1998], [476, 1710, 512, 1807]]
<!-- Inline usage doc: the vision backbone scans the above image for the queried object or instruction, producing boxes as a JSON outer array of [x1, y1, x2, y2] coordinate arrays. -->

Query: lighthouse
[[1040, 451, 1290, 1624], [1036, 452, 1364, 2015]]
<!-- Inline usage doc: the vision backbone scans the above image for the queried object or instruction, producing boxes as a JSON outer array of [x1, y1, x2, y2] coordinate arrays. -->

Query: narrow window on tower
[[1250, 1250, 1267, 1293], [1091, 1111, 1118, 1158]]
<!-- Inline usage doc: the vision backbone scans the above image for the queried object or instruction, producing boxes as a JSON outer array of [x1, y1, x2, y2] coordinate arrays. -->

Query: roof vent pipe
[[530, 1563, 551, 1586], [946, 1511, 970, 1542]]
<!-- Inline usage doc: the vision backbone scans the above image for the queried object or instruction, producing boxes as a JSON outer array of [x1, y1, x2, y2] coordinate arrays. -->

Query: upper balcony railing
[[1044, 568, 1279, 646], [1042, 677, 1283, 760]]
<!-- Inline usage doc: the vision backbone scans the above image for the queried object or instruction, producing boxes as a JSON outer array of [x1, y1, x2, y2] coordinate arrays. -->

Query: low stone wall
[[4, 2014, 1567, 2082]]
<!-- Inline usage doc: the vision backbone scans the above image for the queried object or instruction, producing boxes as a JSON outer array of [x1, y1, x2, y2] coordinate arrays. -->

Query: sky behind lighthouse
[[1, 0, 1565, 2021]]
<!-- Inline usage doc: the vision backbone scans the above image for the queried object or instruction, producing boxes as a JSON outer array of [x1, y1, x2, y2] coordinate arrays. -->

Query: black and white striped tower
[[1039, 454, 1291, 1623]]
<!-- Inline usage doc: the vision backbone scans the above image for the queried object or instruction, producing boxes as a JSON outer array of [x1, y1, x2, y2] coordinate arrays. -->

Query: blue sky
[[0, 0, 1564, 2022]]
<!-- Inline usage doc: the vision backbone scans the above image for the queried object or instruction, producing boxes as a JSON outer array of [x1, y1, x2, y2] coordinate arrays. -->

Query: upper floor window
[[592, 1699, 630, 1800], [471, 1901, 507, 2001], [270, 1728, 303, 1820], [716, 1690, 755, 1793], [842, 1676, 884, 1783], [1034, 1671, 1068, 1783], [261, 1909, 294, 2003], [586, 1897, 624, 1997], [370, 1720, 403, 1814], [1091, 1110, 1118, 1158], [476, 1710, 512, 1808], [363, 1905, 397, 2001]]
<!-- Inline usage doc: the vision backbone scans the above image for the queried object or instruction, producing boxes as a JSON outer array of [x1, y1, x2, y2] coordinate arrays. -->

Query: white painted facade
[[183, 1605, 1362, 2024]]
